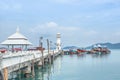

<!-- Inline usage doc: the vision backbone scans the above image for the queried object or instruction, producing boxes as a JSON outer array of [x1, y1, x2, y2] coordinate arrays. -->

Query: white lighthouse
[[56, 33, 61, 51]]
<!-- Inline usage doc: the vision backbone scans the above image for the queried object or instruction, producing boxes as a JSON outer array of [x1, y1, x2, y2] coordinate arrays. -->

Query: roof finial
[[16, 26, 19, 33]]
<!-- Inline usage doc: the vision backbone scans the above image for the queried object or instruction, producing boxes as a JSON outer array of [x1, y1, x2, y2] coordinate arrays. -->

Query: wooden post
[[41, 68, 44, 80], [12, 45, 14, 52], [41, 42, 44, 67], [50, 41, 54, 63], [25, 45, 27, 51], [51, 50, 54, 64], [24, 63, 31, 78], [62, 50, 64, 55], [41, 49, 44, 67], [47, 39, 51, 64], [0, 70, 3, 80], [7, 45, 9, 52], [53, 50, 54, 60], [31, 60, 35, 77], [3, 67, 8, 80], [40, 37, 44, 67]]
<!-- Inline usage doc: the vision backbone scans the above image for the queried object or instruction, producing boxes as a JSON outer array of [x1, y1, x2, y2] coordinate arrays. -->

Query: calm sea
[[12, 49, 120, 80]]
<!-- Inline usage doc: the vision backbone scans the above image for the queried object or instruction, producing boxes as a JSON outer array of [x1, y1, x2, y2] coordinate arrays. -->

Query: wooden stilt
[[31, 60, 35, 77], [0, 70, 3, 80], [52, 50, 54, 61], [42, 53, 44, 68], [24, 63, 31, 78], [3, 67, 8, 80]]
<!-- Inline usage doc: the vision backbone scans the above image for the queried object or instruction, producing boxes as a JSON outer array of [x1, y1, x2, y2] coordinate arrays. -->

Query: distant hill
[[63, 43, 120, 50], [86, 42, 120, 49], [63, 46, 79, 49]]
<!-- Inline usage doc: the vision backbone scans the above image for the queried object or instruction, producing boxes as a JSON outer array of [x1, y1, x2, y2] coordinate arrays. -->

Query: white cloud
[[29, 22, 99, 37], [12, 4, 22, 10], [46, 22, 58, 27], [0, 1, 22, 11], [29, 22, 78, 34], [114, 32, 120, 36], [28, 21, 99, 46], [84, 30, 98, 36], [50, 0, 81, 5], [85, 16, 93, 18], [0, 2, 8, 10], [29, 22, 81, 46], [50, 0, 120, 5], [28, 22, 120, 47], [93, 0, 120, 4], [83, 0, 120, 5]]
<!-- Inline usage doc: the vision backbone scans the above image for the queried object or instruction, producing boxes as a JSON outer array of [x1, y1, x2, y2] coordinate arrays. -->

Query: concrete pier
[[0, 29, 62, 80], [0, 50, 62, 80]]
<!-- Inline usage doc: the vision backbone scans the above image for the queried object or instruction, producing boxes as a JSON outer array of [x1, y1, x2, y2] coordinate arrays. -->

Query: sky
[[0, 0, 120, 47]]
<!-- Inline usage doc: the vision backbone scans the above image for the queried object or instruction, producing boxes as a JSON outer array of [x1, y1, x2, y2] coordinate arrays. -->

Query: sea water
[[10, 49, 120, 80]]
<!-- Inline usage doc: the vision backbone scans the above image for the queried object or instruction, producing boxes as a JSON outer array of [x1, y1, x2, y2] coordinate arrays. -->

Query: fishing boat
[[87, 45, 111, 54], [77, 49, 86, 53], [0, 47, 7, 53]]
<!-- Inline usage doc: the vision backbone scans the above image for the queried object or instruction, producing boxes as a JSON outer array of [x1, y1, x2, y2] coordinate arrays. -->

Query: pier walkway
[[0, 50, 61, 71], [0, 50, 62, 80]]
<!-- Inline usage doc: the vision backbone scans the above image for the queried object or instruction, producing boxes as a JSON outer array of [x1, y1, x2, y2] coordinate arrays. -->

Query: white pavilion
[[1, 28, 32, 51]]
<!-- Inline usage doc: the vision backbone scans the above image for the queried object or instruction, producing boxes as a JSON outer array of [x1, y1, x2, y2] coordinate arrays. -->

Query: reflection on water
[[9, 55, 63, 80], [30, 56, 62, 80], [91, 53, 110, 58], [9, 50, 120, 80]]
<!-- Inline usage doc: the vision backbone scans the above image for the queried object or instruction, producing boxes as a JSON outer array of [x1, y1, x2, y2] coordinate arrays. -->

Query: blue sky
[[0, 0, 120, 47]]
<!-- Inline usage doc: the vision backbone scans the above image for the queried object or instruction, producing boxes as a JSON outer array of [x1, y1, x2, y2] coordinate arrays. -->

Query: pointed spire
[[16, 26, 19, 33]]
